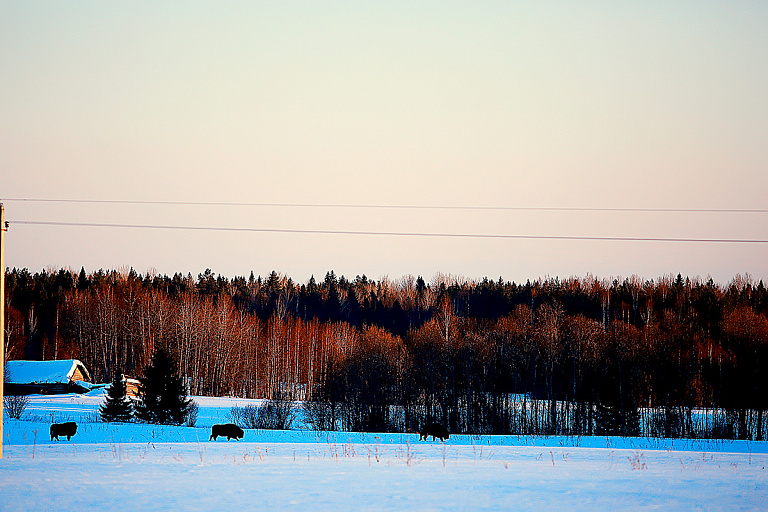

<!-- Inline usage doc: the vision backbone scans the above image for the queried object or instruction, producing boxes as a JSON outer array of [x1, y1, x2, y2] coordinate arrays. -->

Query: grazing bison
[[50, 421, 78, 441], [210, 423, 244, 441], [418, 422, 450, 442]]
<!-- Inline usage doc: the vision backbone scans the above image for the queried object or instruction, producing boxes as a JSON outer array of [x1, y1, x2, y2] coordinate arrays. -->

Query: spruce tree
[[100, 375, 134, 422], [134, 346, 192, 425]]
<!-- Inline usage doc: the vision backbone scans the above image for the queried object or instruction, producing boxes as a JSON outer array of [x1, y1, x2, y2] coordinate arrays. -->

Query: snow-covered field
[[2, 393, 767, 511]]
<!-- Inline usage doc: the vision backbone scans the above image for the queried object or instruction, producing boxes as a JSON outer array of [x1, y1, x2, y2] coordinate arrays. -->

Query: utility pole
[[1, 203, 5, 459]]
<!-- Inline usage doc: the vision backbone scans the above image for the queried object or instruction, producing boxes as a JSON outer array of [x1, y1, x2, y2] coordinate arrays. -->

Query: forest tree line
[[4, 267, 768, 439]]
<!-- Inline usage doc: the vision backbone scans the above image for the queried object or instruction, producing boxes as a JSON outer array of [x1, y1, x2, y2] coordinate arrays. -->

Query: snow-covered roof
[[5, 359, 91, 385]]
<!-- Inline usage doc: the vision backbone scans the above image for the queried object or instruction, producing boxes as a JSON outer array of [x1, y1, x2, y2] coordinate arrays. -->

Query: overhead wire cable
[[10, 220, 768, 244], [2, 198, 768, 214]]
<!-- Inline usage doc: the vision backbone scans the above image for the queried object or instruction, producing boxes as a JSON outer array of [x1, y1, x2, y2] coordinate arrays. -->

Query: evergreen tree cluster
[[100, 346, 192, 426], [99, 376, 133, 422], [134, 346, 192, 425]]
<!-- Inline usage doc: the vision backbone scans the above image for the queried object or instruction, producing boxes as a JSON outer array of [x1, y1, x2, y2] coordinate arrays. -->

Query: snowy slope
[[1, 393, 767, 511]]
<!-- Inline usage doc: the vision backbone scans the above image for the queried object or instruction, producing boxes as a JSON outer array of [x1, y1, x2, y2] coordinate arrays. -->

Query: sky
[[2, 2, 767, 285]]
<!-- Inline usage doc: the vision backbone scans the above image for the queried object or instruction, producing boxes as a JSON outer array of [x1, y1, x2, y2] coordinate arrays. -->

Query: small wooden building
[[4, 359, 93, 395], [122, 376, 140, 397]]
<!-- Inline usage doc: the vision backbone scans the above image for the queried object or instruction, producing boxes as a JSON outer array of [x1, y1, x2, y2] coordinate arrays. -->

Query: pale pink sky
[[2, 2, 767, 284]]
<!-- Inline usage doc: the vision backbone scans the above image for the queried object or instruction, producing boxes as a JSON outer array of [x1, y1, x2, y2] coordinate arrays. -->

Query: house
[[4, 359, 94, 395]]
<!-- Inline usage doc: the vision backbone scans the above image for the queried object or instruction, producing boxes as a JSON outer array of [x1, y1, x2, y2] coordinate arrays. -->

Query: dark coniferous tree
[[77, 266, 90, 291], [344, 285, 362, 326], [134, 346, 192, 425], [304, 276, 323, 320], [323, 271, 341, 322], [100, 375, 133, 422]]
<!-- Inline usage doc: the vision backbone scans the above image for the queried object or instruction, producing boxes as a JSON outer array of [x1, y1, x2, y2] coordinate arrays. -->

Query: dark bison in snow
[[50, 421, 78, 441], [419, 422, 450, 442], [210, 423, 244, 441]]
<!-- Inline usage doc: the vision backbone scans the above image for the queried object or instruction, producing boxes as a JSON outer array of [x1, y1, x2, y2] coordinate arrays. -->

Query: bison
[[50, 421, 78, 441], [210, 423, 244, 441], [418, 422, 449, 442]]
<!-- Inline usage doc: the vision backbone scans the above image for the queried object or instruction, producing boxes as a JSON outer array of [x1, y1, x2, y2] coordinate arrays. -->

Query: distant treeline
[[4, 267, 768, 439]]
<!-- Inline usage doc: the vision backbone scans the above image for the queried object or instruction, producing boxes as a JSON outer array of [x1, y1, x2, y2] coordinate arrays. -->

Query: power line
[[3, 198, 767, 214], [11, 220, 768, 244]]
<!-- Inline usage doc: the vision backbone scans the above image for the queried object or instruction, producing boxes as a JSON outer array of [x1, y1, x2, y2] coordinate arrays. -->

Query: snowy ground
[[2, 393, 767, 511]]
